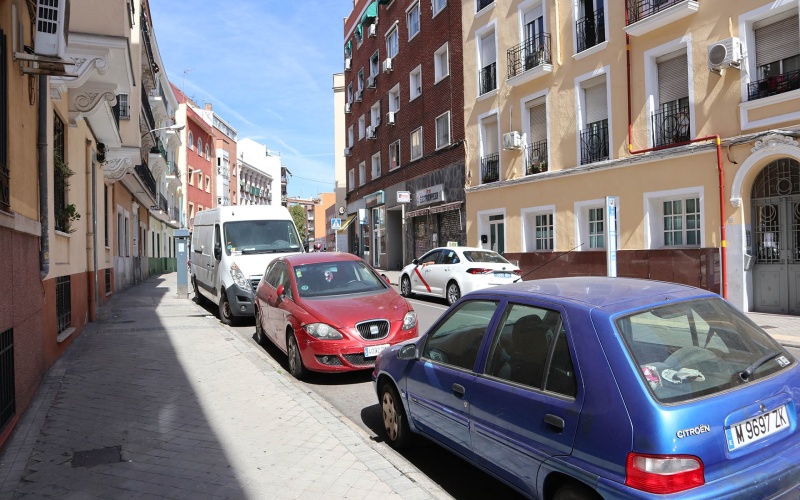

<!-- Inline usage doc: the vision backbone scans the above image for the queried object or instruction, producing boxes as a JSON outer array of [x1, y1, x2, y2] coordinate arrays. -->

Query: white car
[[399, 246, 521, 305]]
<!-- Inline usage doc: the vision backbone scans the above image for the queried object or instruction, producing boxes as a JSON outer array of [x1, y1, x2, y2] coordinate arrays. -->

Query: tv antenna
[[182, 68, 196, 90]]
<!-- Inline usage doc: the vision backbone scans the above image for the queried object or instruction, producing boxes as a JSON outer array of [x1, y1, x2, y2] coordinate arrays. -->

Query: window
[[663, 197, 700, 246], [410, 65, 422, 100], [407, 2, 420, 40], [434, 43, 449, 82], [386, 25, 399, 58], [197, 173, 202, 190], [104, 186, 109, 247], [53, 113, 67, 233], [347, 82, 353, 103], [371, 152, 381, 179], [348, 169, 355, 191], [654, 52, 689, 147], [359, 115, 366, 140], [588, 207, 605, 249], [205, 144, 210, 160], [358, 69, 364, 92], [479, 113, 499, 183], [423, 299, 499, 371], [188, 132, 193, 150], [750, 13, 800, 100], [370, 51, 380, 77], [478, 30, 497, 95], [358, 161, 366, 186], [525, 97, 548, 174], [56, 276, 72, 334], [410, 127, 423, 160], [534, 213, 553, 251], [388, 84, 401, 112], [188, 168, 194, 185], [205, 175, 211, 193], [433, 0, 447, 16], [579, 74, 609, 165], [117, 93, 130, 120], [197, 138, 202, 154], [576, 0, 606, 53], [188, 202, 195, 222], [348, 125, 354, 148], [390, 140, 401, 170], [477, 0, 493, 13], [435, 111, 451, 149], [371, 101, 381, 127]]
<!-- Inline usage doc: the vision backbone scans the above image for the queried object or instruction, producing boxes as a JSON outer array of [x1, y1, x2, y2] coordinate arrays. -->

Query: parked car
[[255, 252, 418, 379], [373, 277, 800, 499], [399, 246, 521, 305]]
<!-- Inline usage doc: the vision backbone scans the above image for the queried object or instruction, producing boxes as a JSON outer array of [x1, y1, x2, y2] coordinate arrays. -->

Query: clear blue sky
[[150, 0, 353, 199]]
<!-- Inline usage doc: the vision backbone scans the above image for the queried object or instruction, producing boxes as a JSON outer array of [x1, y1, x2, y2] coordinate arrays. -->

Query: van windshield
[[223, 220, 302, 255]]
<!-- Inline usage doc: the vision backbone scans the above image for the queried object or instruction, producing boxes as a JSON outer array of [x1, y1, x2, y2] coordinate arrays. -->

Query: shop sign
[[416, 184, 445, 206]]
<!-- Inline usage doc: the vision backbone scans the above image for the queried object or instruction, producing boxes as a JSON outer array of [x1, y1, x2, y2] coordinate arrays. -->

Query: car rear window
[[463, 251, 510, 264], [616, 297, 795, 404]]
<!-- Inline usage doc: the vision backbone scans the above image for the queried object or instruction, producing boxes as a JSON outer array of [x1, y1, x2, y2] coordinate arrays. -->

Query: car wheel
[[287, 333, 307, 379], [446, 281, 461, 306], [400, 275, 412, 298], [552, 482, 601, 500], [254, 307, 267, 345], [218, 291, 236, 326], [380, 382, 411, 449]]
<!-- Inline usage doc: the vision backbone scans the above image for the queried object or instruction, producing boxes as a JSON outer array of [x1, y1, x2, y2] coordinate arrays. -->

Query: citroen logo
[[760, 403, 768, 413]]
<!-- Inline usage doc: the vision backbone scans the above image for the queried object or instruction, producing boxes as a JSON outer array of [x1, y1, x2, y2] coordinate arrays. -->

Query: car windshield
[[463, 250, 510, 264], [294, 260, 387, 298], [616, 297, 794, 404], [223, 220, 302, 255]]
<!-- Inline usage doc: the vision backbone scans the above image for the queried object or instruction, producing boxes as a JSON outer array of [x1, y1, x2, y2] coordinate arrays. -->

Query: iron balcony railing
[[652, 103, 690, 147], [141, 86, 156, 133], [747, 69, 800, 101], [171, 205, 180, 221], [523, 140, 548, 175], [480, 153, 500, 183], [580, 119, 609, 165], [477, 0, 493, 12], [627, 0, 692, 25], [135, 163, 157, 199], [576, 8, 606, 53], [507, 34, 552, 79], [479, 62, 497, 95], [159, 193, 169, 213]]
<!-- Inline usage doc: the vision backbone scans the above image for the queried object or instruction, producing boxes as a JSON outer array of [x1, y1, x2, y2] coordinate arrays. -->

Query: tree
[[289, 204, 308, 243]]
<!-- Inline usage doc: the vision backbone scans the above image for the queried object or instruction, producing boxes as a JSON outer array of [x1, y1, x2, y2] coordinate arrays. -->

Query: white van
[[191, 205, 303, 324]]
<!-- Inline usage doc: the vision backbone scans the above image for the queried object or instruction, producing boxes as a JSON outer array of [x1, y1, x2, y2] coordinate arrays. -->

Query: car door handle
[[544, 413, 565, 431], [452, 383, 466, 398]]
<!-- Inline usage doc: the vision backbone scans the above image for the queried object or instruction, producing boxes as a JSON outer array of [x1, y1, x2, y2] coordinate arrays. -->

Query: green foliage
[[54, 154, 80, 233], [289, 204, 308, 242]]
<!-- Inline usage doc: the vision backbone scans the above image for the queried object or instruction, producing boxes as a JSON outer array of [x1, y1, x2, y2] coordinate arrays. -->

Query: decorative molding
[[751, 134, 799, 154], [73, 91, 116, 113], [102, 156, 134, 182]]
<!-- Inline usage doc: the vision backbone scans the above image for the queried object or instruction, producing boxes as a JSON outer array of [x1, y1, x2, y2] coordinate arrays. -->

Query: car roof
[[477, 276, 715, 312], [282, 252, 364, 266], [430, 246, 493, 253]]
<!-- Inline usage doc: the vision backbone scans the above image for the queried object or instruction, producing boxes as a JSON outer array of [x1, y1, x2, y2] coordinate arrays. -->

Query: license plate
[[364, 344, 390, 358], [494, 272, 512, 279], [725, 405, 790, 451]]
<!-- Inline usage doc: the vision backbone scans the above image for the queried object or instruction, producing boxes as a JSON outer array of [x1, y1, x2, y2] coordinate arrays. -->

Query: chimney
[[204, 103, 213, 111]]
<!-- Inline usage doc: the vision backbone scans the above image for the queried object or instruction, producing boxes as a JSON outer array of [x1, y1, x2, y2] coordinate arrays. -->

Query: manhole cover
[[72, 446, 122, 468]]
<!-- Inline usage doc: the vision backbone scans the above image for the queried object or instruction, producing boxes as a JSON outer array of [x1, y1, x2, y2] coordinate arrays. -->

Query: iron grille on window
[[576, 8, 606, 53], [627, 0, 689, 25], [477, 0, 493, 12], [105, 268, 111, 294], [747, 69, 800, 101], [652, 100, 690, 147], [580, 119, 609, 165], [507, 33, 551, 79], [0, 30, 8, 212], [56, 276, 71, 334], [480, 153, 500, 183], [524, 140, 548, 175], [53, 113, 67, 232], [479, 62, 497, 95], [0, 327, 14, 431]]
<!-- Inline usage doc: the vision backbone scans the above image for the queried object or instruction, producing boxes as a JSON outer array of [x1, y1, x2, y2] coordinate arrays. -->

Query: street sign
[[331, 218, 342, 230], [397, 191, 411, 203]]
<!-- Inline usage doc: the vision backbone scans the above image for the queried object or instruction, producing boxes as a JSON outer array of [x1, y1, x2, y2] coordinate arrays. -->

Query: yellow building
[[462, 0, 800, 314]]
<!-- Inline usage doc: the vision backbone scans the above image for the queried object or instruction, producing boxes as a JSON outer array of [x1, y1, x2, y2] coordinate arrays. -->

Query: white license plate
[[494, 272, 513, 279], [725, 405, 790, 451], [364, 344, 390, 358]]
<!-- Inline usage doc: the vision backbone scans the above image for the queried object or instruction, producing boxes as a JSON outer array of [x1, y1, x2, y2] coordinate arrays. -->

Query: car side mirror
[[412, 258, 419, 265], [398, 343, 418, 360], [381, 273, 391, 285], [276, 284, 285, 300]]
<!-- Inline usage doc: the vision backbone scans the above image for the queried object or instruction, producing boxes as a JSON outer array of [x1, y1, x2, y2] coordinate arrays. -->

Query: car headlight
[[229, 262, 250, 290], [304, 323, 343, 340], [402, 311, 417, 330]]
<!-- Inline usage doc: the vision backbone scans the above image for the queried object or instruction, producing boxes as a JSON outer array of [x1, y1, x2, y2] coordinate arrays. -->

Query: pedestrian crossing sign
[[331, 218, 342, 229]]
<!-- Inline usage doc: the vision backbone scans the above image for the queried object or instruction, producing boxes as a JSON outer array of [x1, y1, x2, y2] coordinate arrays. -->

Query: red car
[[254, 252, 418, 378]]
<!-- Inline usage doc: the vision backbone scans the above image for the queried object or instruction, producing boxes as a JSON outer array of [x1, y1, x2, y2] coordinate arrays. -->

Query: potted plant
[[54, 154, 81, 233]]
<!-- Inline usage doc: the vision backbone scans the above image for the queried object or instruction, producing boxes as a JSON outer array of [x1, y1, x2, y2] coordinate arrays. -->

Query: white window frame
[[520, 88, 549, 166], [347, 83, 353, 103], [358, 69, 365, 92], [433, 0, 447, 18], [388, 84, 401, 112], [371, 101, 381, 127], [358, 161, 366, 186], [188, 131, 194, 150], [370, 50, 380, 77], [521, 205, 556, 252], [643, 35, 695, 148], [644, 187, 705, 249], [389, 139, 401, 170], [475, 21, 498, 101], [371, 152, 381, 179], [348, 169, 355, 191], [386, 24, 399, 58], [348, 125, 354, 148], [407, 1, 421, 41], [572, 0, 609, 60], [359, 115, 366, 140], [575, 198, 620, 251], [476, 0, 495, 17], [477, 107, 501, 160], [410, 127, 423, 161], [574, 66, 613, 163], [434, 42, 450, 83], [410, 65, 422, 100], [435, 111, 451, 150]]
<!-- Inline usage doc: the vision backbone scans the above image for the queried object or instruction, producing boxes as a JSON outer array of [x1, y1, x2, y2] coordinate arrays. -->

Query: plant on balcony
[[54, 154, 81, 233]]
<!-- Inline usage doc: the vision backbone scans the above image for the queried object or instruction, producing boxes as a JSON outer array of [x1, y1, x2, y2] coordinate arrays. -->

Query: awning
[[405, 208, 429, 218], [361, 1, 378, 26], [345, 40, 352, 58], [377, 0, 391, 4], [337, 213, 357, 232], [429, 201, 463, 214]]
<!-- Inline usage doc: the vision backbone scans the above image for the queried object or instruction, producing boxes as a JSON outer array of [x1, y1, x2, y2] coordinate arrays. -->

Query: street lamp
[[142, 123, 185, 138]]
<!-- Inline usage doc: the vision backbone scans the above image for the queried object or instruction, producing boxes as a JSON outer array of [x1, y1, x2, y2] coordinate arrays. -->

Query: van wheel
[[219, 291, 236, 326], [287, 333, 307, 379], [192, 276, 206, 305]]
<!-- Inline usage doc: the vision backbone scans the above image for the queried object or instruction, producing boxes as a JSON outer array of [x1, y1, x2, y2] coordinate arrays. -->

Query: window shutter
[[657, 53, 688, 105], [528, 103, 547, 143], [755, 15, 800, 66], [481, 32, 496, 65], [585, 82, 607, 124]]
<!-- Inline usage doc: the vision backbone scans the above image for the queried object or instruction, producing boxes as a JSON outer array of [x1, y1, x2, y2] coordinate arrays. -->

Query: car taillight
[[625, 453, 704, 494], [466, 268, 493, 275], [513, 270, 521, 276]]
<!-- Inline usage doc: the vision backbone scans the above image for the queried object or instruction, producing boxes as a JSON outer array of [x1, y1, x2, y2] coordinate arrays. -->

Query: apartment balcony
[[147, 83, 168, 121], [580, 119, 609, 165], [170, 205, 180, 222], [141, 86, 156, 134], [747, 70, 800, 101], [158, 193, 169, 213], [625, 0, 699, 37], [479, 62, 497, 96], [507, 34, 552, 81], [523, 140, 548, 175], [652, 103, 690, 147], [480, 153, 500, 184], [135, 163, 157, 199], [576, 9, 605, 53]]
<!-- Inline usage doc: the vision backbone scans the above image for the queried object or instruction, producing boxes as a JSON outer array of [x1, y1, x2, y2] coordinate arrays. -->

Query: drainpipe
[[38, 75, 49, 280], [91, 155, 98, 315], [624, 7, 727, 299]]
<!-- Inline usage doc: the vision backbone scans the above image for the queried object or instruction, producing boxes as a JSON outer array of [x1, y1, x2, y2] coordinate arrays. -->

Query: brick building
[[342, 0, 465, 270]]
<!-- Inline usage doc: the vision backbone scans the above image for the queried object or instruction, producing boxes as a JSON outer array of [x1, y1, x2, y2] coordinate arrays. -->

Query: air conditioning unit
[[368, 24, 377, 38], [34, 0, 70, 59], [366, 126, 376, 139], [503, 131, 522, 150], [345, 57, 352, 71], [355, 90, 363, 102], [344, 147, 352, 157], [345, 102, 351, 114], [387, 111, 396, 125], [382, 57, 393, 73], [708, 37, 741, 73]]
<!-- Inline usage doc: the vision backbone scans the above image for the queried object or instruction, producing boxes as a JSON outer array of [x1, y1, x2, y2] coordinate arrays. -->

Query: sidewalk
[[0, 273, 448, 500]]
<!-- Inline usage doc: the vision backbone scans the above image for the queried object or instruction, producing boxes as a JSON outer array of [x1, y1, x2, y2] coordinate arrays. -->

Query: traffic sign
[[331, 218, 342, 229]]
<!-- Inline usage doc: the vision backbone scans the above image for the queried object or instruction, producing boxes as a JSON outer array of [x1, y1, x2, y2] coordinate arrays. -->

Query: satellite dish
[[338, 206, 345, 215]]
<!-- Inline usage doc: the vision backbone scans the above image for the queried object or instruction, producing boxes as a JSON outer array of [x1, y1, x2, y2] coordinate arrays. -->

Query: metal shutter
[[755, 15, 800, 66], [657, 53, 688, 105], [528, 102, 547, 143], [585, 81, 607, 124]]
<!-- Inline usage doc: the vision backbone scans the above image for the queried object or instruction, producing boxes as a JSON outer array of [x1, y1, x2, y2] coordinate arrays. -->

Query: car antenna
[[516, 242, 584, 282]]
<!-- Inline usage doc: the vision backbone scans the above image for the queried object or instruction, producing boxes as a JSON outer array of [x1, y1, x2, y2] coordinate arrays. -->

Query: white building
[[237, 138, 282, 206]]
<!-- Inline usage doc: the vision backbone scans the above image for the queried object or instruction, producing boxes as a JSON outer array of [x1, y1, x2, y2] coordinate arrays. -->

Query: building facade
[[343, 0, 466, 270], [237, 138, 282, 206], [198, 103, 238, 207], [462, 0, 800, 314]]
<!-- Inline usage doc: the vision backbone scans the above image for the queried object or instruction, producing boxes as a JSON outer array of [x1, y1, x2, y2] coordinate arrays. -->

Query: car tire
[[552, 482, 601, 500], [255, 307, 267, 345], [380, 382, 411, 449], [446, 281, 461, 306], [400, 275, 412, 298], [287, 332, 307, 380], [218, 290, 236, 326], [192, 276, 206, 305]]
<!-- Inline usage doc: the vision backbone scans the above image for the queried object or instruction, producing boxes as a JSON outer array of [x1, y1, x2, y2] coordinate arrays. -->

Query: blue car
[[372, 277, 800, 499]]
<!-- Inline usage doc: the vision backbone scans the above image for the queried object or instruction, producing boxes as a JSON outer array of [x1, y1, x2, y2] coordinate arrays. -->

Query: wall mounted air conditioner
[[387, 111, 396, 125], [367, 75, 376, 88], [503, 131, 522, 150], [708, 37, 741, 73], [344, 147, 352, 157], [368, 24, 377, 38], [34, 0, 70, 59], [382, 57, 393, 73], [355, 90, 363, 102], [366, 126, 376, 139], [345, 58, 352, 71], [345, 102, 351, 113]]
